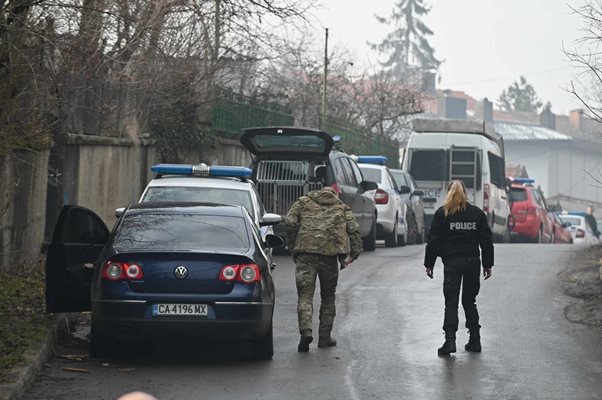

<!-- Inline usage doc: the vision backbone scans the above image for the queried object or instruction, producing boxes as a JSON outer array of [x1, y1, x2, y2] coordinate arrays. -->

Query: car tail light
[[576, 229, 585, 238], [527, 207, 537, 215], [374, 189, 389, 204], [331, 183, 342, 196], [219, 264, 261, 284], [483, 184, 490, 213], [102, 261, 143, 281]]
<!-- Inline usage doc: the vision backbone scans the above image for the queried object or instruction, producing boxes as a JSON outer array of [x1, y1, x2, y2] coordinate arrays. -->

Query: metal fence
[[322, 116, 401, 168]]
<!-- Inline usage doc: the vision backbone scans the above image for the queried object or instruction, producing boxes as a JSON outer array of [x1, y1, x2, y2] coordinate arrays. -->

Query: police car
[[128, 163, 280, 239], [355, 156, 408, 247]]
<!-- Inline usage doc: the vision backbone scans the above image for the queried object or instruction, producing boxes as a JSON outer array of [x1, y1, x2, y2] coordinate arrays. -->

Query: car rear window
[[410, 150, 446, 181], [141, 187, 253, 216], [359, 167, 382, 184], [560, 216, 582, 227], [114, 214, 250, 250], [510, 188, 528, 202]]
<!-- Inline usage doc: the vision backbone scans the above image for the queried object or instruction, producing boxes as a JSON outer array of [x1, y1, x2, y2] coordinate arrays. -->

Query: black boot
[[465, 329, 481, 352], [438, 332, 456, 356], [297, 329, 313, 352], [318, 336, 337, 348]]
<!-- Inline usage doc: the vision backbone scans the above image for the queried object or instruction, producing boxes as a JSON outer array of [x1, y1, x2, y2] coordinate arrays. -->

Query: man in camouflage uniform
[[286, 186, 362, 352]]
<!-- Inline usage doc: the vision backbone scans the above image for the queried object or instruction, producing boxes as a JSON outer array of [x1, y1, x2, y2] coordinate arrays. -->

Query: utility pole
[[319, 28, 329, 130]]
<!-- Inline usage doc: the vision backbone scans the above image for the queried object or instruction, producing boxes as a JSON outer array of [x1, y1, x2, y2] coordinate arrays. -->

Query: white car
[[134, 164, 280, 240], [558, 214, 599, 246], [357, 158, 408, 247]]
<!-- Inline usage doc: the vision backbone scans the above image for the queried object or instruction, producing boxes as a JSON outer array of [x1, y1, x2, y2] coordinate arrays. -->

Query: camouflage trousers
[[295, 253, 340, 337]]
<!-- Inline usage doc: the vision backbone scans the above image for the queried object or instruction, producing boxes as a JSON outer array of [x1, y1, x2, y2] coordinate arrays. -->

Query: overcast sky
[[316, 0, 587, 115]]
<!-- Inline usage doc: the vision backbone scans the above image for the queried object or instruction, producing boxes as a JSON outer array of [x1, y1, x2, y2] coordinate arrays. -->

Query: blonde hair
[[444, 180, 467, 216]]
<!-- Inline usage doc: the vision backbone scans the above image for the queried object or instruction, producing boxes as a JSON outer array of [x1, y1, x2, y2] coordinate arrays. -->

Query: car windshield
[[141, 187, 254, 216], [359, 167, 382, 183], [560, 216, 582, 227], [114, 213, 250, 251], [510, 188, 528, 202], [409, 150, 446, 181]]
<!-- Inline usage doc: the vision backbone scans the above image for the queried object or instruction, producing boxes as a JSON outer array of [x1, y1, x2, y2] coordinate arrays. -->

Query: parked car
[[558, 213, 599, 246], [549, 212, 573, 244], [240, 127, 379, 251], [357, 157, 408, 247], [390, 169, 426, 244], [135, 163, 278, 242], [46, 203, 283, 359], [508, 179, 554, 243]]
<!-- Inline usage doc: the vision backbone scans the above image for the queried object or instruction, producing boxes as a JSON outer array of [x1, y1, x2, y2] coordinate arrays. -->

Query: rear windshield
[[141, 187, 253, 216], [359, 167, 382, 184], [559, 216, 582, 227], [410, 150, 446, 181], [510, 188, 528, 202], [251, 135, 326, 153], [114, 214, 250, 250]]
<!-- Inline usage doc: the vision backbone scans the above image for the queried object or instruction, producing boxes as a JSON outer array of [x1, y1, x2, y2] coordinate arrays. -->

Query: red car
[[509, 179, 554, 243], [549, 212, 573, 244]]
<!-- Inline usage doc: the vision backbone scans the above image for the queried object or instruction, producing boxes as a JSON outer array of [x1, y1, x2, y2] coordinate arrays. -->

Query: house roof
[[493, 121, 572, 141]]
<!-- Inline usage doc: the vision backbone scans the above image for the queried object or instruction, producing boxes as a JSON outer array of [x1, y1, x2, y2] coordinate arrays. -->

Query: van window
[[409, 150, 446, 181], [488, 152, 506, 188]]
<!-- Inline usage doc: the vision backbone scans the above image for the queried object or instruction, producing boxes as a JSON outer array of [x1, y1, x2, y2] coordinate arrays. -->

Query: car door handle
[[501, 196, 507, 200]]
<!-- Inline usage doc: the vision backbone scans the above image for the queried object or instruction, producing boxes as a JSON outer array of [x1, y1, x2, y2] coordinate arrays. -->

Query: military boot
[[437, 332, 456, 356], [297, 329, 313, 352], [465, 329, 482, 352], [318, 336, 337, 348]]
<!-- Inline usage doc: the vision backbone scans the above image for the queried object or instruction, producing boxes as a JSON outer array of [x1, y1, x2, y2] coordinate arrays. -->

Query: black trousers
[[442, 256, 481, 333]]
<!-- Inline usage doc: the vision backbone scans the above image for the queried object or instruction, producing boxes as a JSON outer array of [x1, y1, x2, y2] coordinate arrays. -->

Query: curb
[[0, 314, 77, 400]]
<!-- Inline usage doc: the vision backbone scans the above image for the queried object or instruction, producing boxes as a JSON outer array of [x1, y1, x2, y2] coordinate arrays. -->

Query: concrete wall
[[0, 150, 50, 271], [505, 139, 602, 209]]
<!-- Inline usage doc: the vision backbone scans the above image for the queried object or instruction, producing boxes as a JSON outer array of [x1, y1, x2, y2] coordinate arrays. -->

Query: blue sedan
[[45, 203, 283, 359]]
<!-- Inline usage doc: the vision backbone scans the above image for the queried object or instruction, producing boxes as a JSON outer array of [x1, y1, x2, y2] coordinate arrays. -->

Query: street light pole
[[320, 27, 329, 130]]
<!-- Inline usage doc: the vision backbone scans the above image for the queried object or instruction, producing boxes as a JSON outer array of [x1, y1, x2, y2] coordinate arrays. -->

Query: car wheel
[[550, 230, 555, 244], [385, 217, 398, 248], [363, 215, 377, 252], [416, 216, 425, 244], [537, 226, 544, 244], [406, 212, 418, 244], [90, 322, 120, 359], [252, 323, 274, 360]]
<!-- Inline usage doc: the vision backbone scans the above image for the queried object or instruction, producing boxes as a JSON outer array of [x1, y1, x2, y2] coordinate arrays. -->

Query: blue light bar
[[151, 163, 252, 178], [513, 178, 535, 185], [356, 155, 388, 165]]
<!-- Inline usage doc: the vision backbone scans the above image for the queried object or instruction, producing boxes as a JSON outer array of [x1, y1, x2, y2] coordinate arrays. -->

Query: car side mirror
[[264, 234, 284, 248], [547, 205, 557, 212], [115, 207, 125, 218], [398, 185, 411, 195], [359, 181, 378, 193], [260, 213, 281, 226], [562, 222, 571, 228], [411, 190, 424, 197]]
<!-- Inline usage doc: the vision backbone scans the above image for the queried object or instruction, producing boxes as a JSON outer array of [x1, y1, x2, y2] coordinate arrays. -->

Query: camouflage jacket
[[285, 187, 362, 259]]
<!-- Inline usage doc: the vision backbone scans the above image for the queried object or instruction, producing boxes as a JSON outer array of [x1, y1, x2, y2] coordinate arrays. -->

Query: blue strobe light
[[513, 177, 535, 185], [355, 155, 388, 165], [151, 163, 252, 178]]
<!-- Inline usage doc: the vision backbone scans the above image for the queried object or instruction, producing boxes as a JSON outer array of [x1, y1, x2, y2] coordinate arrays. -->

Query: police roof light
[[355, 155, 388, 165], [513, 178, 535, 185], [151, 163, 252, 178]]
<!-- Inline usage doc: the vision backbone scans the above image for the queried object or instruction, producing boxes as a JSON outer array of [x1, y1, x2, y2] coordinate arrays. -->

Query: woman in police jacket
[[424, 180, 494, 355]]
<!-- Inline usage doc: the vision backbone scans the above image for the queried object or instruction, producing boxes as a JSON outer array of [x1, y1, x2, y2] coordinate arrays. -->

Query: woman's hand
[[426, 267, 434, 279], [483, 267, 492, 280]]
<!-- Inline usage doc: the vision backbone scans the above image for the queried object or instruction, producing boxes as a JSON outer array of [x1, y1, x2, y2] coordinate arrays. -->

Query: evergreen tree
[[370, 0, 440, 76], [497, 76, 543, 113]]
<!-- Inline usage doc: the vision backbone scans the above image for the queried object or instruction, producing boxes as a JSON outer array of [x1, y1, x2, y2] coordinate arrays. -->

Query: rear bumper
[[511, 220, 539, 240], [92, 300, 273, 340]]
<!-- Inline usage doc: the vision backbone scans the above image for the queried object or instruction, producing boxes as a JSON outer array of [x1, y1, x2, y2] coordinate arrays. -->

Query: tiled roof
[[493, 121, 572, 141]]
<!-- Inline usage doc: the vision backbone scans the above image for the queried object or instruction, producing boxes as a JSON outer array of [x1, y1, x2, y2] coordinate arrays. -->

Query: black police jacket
[[424, 203, 494, 269]]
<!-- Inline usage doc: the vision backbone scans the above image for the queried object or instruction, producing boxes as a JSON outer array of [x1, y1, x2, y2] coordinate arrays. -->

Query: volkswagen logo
[[174, 266, 188, 279]]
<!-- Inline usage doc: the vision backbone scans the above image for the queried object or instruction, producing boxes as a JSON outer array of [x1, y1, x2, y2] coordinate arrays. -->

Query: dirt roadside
[[558, 245, 602, 327]]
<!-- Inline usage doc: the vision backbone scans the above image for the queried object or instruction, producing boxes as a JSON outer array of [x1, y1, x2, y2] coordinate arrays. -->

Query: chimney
[[482, 98, 493, 123], [540, 103, 556, 130], [438, 93, 467, 119], [570, 109, 584, 130]]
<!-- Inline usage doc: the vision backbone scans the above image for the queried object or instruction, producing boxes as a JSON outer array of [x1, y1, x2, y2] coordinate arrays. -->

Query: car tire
[[406, 212, 418, 244], [385, 218, 398, 248], [416, 216, 425, 244], [537, 226, 544, 244], [363, 215, 377, 252], [90, 322, 120, 359], [252, 323, 274, 360], [550, 230, 555, 244]]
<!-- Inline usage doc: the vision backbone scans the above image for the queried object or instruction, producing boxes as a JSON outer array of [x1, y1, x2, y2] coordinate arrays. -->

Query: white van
[[401, 119, 511, 242]]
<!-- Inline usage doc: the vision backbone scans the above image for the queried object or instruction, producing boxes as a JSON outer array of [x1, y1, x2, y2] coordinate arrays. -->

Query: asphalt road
[[22, 243, 602, 400]]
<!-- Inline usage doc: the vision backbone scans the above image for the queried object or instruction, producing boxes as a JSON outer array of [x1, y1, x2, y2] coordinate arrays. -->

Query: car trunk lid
[[240, 126, 334, 159]]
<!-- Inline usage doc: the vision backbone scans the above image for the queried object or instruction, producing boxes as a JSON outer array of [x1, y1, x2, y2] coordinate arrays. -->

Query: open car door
[[46, 205, 110, 313], [240, 126, 334, 159]]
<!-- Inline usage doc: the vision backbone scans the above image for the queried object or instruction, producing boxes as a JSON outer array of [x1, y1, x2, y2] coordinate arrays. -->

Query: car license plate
[[152, 303, 208, 316], [424, 202, 436, 209]]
